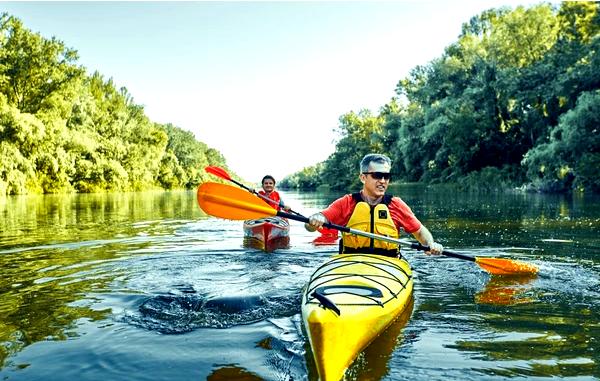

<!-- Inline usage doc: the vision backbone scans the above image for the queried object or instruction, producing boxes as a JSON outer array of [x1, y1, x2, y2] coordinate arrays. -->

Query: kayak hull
[[243, 216, 290, 252], [301, 254, 413, 381]]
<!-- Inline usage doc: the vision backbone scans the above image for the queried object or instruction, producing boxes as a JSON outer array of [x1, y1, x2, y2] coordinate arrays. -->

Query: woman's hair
[[261, 175, 276, 184]]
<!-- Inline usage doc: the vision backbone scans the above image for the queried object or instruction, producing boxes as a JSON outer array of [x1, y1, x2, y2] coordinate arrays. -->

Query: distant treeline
[[281, 2, 600, 193], [0, 13, 231, 195]]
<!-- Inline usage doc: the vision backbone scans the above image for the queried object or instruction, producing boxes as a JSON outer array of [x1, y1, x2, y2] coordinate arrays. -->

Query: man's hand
[[305, 212, 327, 232], [425, 241, 444, 255]]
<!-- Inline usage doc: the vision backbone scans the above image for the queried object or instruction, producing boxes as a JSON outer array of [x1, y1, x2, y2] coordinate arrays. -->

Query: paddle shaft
[[197, 182, 537, 275], [276, 211, 473, 260]]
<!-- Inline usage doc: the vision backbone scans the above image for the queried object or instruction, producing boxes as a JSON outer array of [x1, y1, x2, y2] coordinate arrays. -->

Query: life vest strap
[[340, 245, 401, 258]]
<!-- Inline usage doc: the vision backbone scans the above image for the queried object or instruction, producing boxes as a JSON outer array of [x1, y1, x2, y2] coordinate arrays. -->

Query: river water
[[0, 185, 599, 380]]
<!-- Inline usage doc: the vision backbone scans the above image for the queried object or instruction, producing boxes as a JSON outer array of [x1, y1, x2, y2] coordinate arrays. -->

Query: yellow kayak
[[301, 254, 413, 381]]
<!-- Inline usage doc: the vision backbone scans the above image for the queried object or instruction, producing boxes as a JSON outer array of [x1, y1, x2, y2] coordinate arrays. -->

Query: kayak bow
[[302, 253, 413, 380]]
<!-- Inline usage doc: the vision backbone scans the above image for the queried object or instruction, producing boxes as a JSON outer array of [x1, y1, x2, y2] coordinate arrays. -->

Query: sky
[[2, 1, 547, 183]]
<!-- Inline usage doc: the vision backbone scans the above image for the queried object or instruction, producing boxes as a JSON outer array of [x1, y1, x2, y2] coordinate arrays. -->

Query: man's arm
[[411, 225, 443, 254]]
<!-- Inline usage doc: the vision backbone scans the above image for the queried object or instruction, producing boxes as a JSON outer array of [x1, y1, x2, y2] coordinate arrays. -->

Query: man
[[305, 154, 443, 256]]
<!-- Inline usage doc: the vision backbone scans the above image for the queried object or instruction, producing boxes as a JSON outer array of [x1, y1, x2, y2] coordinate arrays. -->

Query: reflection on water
[[243, 236, 290, 252], [475, 275, 537, 305], [0, 186, 599, 380], [0, 191, 207, 369], [207, 365, 263, 380], [345, 298, 415, 381]]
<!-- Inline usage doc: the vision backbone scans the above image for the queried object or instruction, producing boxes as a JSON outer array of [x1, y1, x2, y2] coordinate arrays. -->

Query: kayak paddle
[[205, 165, 304, 216], [205, 165, 338, 240], [197, 182, 538, 276]]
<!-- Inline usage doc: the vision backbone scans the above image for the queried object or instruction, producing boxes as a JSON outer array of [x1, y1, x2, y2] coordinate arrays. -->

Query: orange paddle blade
[[197, 182, 277, 220], [205, 166, 232, 180], [475, 257, 538, 276]]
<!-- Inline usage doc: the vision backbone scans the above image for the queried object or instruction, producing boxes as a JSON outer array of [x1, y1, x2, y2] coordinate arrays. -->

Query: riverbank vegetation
[[0, 13, 231, 196], [2, 3, 598, 196], [281, 2, 599, 193]]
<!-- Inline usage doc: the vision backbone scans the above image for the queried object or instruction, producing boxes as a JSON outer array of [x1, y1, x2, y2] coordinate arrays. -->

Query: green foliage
[[280, 163, 324, 190], [522, 90, 600, 192], [3, 3, 598, 194], [0, 14, 84, 116], [158, 123, 223, 188], [480, 5, 558, 68], [0, 141, 37, 195], [457, 166, 523, 192], [0, 13, 231, 195], [319, 110, 388, 190], [393, 104, 427, 181], [285, 2, 599, 193]]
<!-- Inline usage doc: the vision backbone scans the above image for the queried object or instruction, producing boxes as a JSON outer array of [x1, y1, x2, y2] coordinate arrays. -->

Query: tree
[[523, 90, 600, 192], [0, 13, 232, 195], [0, 14, 84, 115], [319, 110, 388, 190]]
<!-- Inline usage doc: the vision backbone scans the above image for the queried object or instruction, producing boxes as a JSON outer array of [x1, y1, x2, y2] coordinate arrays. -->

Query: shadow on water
[[126, 291, 301, 333], [116, 245, 315, 333]]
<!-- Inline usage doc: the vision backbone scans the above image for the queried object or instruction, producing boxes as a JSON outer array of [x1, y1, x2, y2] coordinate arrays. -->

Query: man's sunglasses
[[363, 172, 391, 180]]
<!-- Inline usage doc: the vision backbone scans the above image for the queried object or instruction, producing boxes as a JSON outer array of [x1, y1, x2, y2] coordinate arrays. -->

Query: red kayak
[[243, 216, 290, 252]]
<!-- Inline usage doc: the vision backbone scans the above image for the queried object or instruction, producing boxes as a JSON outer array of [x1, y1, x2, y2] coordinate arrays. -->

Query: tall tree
[[0, 14, 84, 115]]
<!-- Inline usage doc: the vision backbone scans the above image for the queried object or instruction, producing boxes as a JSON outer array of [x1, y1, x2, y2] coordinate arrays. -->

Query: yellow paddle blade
[[197, 182, 277, 220], [475, 257, 539, 276]]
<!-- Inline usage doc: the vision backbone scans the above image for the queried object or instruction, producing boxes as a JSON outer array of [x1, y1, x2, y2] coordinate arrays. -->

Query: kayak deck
[[301, 253, 413, 381]]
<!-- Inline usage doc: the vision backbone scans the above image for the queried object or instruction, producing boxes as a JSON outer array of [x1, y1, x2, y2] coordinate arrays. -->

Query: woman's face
[[262, 179, 275, 192]]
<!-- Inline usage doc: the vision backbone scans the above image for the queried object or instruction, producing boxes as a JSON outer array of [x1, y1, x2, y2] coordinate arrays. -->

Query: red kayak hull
[[243, 217, 290, 252]]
